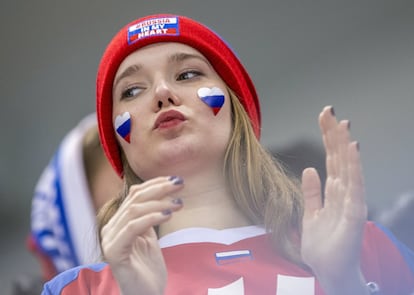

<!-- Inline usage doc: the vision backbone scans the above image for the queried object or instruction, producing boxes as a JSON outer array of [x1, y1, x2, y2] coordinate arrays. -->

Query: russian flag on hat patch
[[128, 17, 180, 44]]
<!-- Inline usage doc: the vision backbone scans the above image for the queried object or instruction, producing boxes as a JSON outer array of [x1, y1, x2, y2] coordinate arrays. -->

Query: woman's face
[[112, 42, 232, 180]]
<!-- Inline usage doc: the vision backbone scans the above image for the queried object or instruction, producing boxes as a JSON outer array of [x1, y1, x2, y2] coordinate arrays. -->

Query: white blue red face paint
[[197, 87, 225, 115], [115, 112, 131, 143]]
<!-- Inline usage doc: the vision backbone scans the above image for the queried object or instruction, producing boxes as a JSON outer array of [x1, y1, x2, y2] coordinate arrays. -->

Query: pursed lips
[[154, 110, 186, 129]]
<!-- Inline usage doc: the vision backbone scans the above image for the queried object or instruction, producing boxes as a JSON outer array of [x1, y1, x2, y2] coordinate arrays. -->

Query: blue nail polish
[[172, 198, 183, 205], [169, 176, 184, 185], [162, 209, 172, 215]]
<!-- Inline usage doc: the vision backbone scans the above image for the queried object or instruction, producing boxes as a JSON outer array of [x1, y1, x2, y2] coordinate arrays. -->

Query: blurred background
[[1, 0, 414, 293]]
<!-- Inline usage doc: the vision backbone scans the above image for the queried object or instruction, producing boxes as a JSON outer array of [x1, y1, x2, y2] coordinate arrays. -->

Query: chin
[[162, 144, 197, 163]]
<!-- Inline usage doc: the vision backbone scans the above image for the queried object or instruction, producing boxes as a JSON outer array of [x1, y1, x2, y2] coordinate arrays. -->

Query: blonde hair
[[225, 89, 304, 264], [82, 126, 105, 191], [97, 88, 304, 265]]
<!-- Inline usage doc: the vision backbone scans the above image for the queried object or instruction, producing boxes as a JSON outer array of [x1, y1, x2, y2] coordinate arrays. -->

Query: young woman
[[42, 14, 414, 295]]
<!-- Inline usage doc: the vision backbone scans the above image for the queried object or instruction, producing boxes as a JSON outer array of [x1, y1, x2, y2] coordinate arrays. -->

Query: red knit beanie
[[97, 14, 261, 177]]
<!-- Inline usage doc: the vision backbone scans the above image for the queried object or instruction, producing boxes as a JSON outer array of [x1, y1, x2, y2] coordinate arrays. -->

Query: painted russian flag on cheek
[[197, 87, 225, 115], [114, 112, 131, 143]]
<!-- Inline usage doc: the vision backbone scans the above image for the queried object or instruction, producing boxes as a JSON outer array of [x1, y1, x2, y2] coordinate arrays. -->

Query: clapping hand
[[301, 106, 369, 295]]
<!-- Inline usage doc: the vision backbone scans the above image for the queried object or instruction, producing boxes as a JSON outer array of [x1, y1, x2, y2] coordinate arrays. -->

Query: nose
[[153, 80, 180, 111]]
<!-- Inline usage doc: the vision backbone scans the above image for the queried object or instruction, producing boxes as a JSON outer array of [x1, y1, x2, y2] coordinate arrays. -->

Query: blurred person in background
[[12, 113, 123, 295], [375, 191, 414, 252]]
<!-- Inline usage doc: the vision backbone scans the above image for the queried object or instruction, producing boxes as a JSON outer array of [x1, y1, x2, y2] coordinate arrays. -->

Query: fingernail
[[169, 176, 184, 185], [172, 198, 183, 205], [162, 209, 172, 215], [356, 141, 360, 151], [330, 106, 335, 116], [347, 120, 351, 130]]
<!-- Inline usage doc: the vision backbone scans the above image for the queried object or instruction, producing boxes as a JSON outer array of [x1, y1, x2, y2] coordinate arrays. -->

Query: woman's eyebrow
[[168, 52, 210, 66], [114, 53, 209, 88], [113, 64, 142, 88]]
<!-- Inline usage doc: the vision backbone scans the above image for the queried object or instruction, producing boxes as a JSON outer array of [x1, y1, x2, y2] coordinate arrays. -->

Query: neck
[[157, 172, 252, 237]]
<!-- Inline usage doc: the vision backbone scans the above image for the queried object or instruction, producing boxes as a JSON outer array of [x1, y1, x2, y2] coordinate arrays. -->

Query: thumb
[[302, 167, 323, 220]]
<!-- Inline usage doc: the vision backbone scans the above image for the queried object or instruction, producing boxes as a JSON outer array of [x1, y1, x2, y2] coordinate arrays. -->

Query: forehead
[[116, 42, 207, 74]]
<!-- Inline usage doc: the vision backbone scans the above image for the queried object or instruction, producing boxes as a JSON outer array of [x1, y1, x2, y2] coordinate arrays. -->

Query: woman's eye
[[121, 86, 142, 99], [177, 70, 201, 81]]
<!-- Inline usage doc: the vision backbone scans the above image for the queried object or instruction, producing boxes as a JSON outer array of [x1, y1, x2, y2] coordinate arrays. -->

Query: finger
[[337, 120, 351, 186], [302, 168, 322, 220], [102, 211, 173, 259], [101, 198, 183, 254], [128, 176, 183, 194], [338, 141, 368, 227], [110, 177, 184, 226], [118, 176, 170, 210], [319, 106, 339, 178], [347, 142, 367, 213], [323, 120, 351, 211], [126, 176, 184, 205], [103, 198, 183, 238], [319, 106, 337, 134], [324, 175, 349, 215]]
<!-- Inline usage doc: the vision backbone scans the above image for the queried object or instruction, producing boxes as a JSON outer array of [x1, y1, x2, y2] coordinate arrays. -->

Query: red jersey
[[41, 222, 414, 294]]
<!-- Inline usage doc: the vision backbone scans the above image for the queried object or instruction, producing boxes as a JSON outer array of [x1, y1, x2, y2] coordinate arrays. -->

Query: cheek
[[114, 111, 132, 143], [113, 111, 144, 160], [197, 86, 226, 116], [193, 86, 232, 139]]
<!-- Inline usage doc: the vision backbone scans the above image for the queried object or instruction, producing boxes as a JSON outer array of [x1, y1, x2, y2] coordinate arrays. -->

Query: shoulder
[[362, 221, 413, 263], [361, 221, 414, 293], [42, 263, 112, 295], [363, 221, 414, 264]]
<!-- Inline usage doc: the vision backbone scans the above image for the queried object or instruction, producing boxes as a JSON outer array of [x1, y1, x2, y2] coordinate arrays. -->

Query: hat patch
[[128, 17, 179, 44], [115, 112, 131, 143], [197, 87, 225, 115]]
